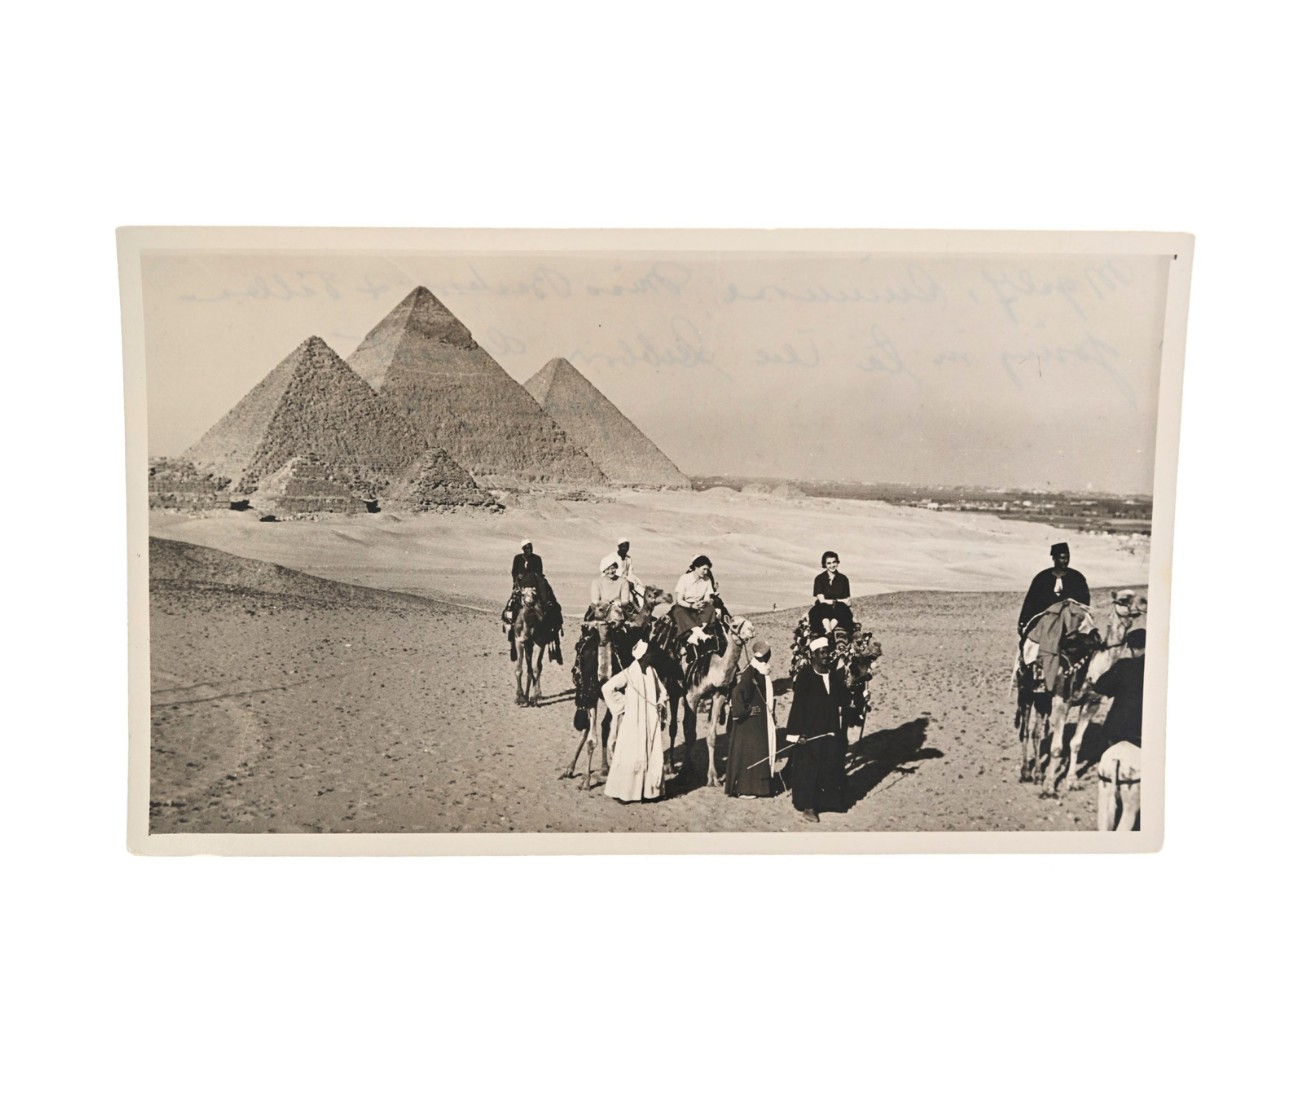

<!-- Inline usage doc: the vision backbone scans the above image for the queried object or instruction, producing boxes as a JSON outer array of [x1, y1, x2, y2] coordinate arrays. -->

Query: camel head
[[519, 586, 539, 608], [731, 616, 755, 642]]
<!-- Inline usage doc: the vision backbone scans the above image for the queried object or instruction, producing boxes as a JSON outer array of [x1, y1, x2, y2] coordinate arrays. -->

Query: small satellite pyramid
[[181, 336, 491, 511], [347, 287, 607, 488], [524, 358, 690, 487]]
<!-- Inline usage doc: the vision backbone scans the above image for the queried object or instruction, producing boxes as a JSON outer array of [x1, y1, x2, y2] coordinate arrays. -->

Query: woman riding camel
[[590, 552, 631, 621], [809, 549, 853, 636], [671, 554, 721, 643]]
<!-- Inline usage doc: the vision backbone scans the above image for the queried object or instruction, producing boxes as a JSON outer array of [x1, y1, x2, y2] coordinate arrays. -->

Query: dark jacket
[[1019, 567, 1090, 633], [1094, 655, 1145, 748], [512, 552, 544, 584], [786, 665, 847, 739]]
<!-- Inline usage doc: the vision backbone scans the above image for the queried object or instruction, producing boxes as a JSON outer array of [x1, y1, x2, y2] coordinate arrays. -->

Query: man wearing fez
[[784, 635, 849, 822], [1018, 541, 1090, 635]]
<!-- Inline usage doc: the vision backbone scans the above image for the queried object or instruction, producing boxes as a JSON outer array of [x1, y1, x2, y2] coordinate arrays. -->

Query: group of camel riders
[[503, 536, 1147, 825], [1015, 541, 1148, 827], [502, 538, 860, 664]]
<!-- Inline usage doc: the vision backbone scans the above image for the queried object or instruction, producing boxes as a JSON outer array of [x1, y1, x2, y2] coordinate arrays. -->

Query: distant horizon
[[142, 251, 1170, 496], [687, 472, 1154, 499]]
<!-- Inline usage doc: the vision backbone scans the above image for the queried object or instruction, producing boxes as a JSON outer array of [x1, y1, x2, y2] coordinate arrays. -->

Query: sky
[[141, 247, 1171, 494]]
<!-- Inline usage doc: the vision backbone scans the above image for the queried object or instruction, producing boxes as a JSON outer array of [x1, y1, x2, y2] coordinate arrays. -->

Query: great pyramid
[[346, 287, 607, 489], [180, 335, 492, 511], [523, 358, 690, 487]]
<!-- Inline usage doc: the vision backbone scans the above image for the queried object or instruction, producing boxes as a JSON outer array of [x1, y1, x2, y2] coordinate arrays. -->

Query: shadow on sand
[[845, 717, 943, 808], [534, 688, 576, 708], [660, 726, 732, 801]]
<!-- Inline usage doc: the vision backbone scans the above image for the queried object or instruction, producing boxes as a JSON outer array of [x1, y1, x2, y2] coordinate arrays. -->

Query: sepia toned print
[[121, 228, 1191, 854]]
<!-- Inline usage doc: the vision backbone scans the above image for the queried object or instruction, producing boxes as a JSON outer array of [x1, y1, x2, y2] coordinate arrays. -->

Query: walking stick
[[746, 731, 835, 768]]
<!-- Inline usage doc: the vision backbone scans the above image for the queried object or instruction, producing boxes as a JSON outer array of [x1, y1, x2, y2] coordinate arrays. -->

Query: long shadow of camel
[[845, 717, 943, 808]]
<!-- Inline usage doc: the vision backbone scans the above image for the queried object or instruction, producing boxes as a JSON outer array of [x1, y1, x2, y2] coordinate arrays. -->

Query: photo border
[[120, 226, 1192, 855]]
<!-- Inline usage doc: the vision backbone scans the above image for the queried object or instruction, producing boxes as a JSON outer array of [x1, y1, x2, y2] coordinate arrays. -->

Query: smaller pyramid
[[148, 458, 231, 511], [180, 336, 488, 512], [249, 456, 373, 515], [387, 450, 502, 513], [524, 358, 690, 488]]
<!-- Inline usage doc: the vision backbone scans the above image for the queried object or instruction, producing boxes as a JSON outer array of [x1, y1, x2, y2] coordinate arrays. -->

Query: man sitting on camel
[[503, 539, 561, 652]]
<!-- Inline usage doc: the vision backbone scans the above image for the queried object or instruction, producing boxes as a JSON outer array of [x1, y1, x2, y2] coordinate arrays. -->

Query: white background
[[5, 3, 1292, 1097]]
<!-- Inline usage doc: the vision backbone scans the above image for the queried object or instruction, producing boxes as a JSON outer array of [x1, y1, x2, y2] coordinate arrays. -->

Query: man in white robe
[[601, 639, 668, 802]]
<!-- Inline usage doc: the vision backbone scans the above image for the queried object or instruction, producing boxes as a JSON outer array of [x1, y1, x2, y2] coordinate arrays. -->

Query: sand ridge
[[150, 487, 1149, 617]]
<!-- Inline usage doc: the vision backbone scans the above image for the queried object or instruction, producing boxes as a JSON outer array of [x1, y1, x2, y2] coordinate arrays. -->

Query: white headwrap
[[599, 552, 620, 572], [617, 536, 631, 546], [809, 636, 830, 652], [520, 538, 532, 549]]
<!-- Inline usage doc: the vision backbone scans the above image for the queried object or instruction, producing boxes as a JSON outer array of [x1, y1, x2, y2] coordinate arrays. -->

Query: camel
[[1097, 740, 1140, 830], [683, 615, 756, 787], [511, 586, 557, 707], [1059, 591, 1146, 790], [561, 586, 672, 790], [1015, 598, 1101, 796]]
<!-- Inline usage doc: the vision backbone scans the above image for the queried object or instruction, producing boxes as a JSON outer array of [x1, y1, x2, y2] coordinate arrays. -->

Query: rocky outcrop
[[524, 357, 690, 488], [347, 288, 606, 489]]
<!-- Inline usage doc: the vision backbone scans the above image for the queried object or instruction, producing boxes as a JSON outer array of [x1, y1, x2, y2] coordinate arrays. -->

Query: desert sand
[[148, 492, 1148, 834]]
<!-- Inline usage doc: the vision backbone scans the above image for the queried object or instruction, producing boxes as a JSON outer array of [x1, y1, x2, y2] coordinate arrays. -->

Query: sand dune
[[150, 488, 1148, 618]]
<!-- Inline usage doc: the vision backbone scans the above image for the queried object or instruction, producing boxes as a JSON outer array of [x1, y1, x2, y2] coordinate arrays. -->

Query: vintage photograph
[[121, 228, 1190, 853]]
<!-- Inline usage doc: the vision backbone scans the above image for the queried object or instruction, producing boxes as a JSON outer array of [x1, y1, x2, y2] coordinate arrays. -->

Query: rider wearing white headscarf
[[590, 551, 631, 618]]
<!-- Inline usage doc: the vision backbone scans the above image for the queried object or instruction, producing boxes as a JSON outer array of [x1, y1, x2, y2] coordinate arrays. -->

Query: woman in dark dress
[[724, 641, 777, 797], [809, 549, 852, 636]]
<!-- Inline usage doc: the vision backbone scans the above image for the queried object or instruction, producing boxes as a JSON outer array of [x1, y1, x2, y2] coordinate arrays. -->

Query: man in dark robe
[[1092, 629, 1146, 749], [724, 640, 777, 798], [1018, 542, 1090, 635], [512, 540, 544, 584], [503, 540, 560, 655], [784, 636, 849, 822]]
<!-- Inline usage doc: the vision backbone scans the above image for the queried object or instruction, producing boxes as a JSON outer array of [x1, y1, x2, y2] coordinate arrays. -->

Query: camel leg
[[529, 645, 544, 705], [1116, 778, 1141, 831], [1066, 703, 1096, 790], [679, 705, 698, 775], [1097, 771, 1118, 830], [563, 728, 588, 780], [1042, 697, 1070, 796], [1026, 701, 1049, 784], [515, 642, 528, 706], [1017, 702, 1035, 782], [705, 699, 721, 787], [664, 697, 679, 776]]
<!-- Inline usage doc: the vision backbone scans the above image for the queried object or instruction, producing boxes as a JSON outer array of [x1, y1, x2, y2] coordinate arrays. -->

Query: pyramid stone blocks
[[347, 288, 607, 489]]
